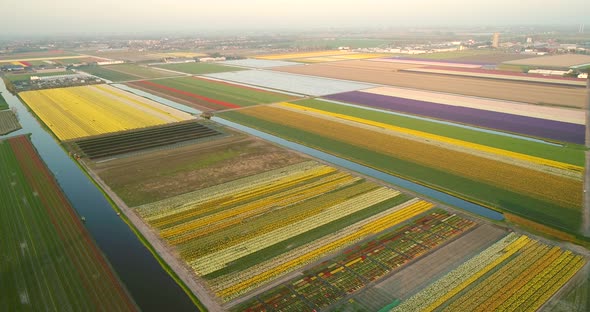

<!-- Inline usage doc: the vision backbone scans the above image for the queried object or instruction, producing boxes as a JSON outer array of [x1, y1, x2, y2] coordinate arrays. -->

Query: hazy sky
[[2, 0, 589, 36]]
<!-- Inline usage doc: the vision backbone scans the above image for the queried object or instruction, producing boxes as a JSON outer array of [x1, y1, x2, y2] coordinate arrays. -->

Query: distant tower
[[526, 37, 533, 44], [580, 24, 585, 33], [492, 33, 500, 48]]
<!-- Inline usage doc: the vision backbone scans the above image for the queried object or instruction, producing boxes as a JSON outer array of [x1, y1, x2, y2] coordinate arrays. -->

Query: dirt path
[[79, 160, 225, 312]]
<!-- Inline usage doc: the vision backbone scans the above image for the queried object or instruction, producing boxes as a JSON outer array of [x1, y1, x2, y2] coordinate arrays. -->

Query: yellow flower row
[[215, 200, 433, 299]]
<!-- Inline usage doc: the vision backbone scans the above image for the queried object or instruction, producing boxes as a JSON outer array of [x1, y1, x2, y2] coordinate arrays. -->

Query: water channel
[[0, 81, 198, 312]]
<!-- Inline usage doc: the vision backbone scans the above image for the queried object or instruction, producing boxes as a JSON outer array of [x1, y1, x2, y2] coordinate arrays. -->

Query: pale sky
[[2, 0, 589, 36]]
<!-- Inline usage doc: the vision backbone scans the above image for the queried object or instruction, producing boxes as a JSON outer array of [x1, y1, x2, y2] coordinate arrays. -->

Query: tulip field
[[132, 159, 448, 303], [19, 84, 194, 141], [392, 234, 585, 312], [218, 104, 583, 233], [0, 135, 137, 311], [232, 209, 478, 311]]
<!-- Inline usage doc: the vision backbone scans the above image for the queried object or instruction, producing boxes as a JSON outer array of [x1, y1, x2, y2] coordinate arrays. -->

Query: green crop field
[[0, 92, 8, 110], [126, 76, 297, 111], [77, 65, 138, 82], [293, 99, 585, 166], [0, 135, 137, 311], [102, 64, 178, 79], [219, 110, 582, 233], [152, 62, 245, 75]]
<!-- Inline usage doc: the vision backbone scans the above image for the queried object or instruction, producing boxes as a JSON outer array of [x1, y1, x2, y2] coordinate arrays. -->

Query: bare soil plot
[[88, 133, 305, 206], [273, 60, 586, 108], [503, 54, 590, 68]]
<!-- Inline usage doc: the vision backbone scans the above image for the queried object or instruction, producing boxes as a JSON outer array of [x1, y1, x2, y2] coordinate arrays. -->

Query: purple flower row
[[324, 91, 585, 144]]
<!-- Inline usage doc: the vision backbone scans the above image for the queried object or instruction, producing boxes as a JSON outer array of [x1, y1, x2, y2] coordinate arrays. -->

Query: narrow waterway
[[213, 117, 504, 221], [0, 81, 198, 311]]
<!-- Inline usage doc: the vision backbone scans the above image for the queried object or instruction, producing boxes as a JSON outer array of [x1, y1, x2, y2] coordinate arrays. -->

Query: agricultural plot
[[287, 99, 584, 168], [78, 64, 177, 82], [272, 60, 586, 108], [254, 50, 357, 60], [372, 57, 485, 68], [403, 66, 586, 86], [0, 110, 22, 135], [0, 91, 8, 110], [360, 86, 585, 124], [392, 233, 586, 312], [134, 160, 420, 302], [73, 121, 222, 159], [0, 135, 137, 311], [152, 62, 244, 75], [19, 84, 194, 141], [90, 134, 306, 206], [219, 106, 583, 233], [233, 209, 478, 311], [503, 54, 590, 69], [324, 90, 585, 144], [292, 53, 389, 63], [220, 59, 301, 68], [126, 76, 297, 111], [205, 70, 374, 96], [89, 51, 204, 62]]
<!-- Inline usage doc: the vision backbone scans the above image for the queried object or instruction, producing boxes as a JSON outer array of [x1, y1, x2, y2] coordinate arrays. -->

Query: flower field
[[132, 160, 443, 302], [219, 105, 583, 232], [232, 209, 477, 311], [391, 234, 586, 312], [151, 62, 245, 75], [19, 84, 194, 140], [0, 135, 137, 311], [324, 90, 585, 144], [361, 86, 584, 125], [126, 76, 297, 111]]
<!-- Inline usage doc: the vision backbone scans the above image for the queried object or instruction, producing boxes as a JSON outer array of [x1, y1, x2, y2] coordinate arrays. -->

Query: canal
[[0, 81, 198, 311]]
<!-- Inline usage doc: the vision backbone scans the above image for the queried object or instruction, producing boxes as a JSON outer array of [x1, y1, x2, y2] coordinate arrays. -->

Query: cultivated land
[[272, 60, 586, 107], [0, 110, 22, 135], [87, 51, 205, 62], [503, 54, 590, 68], [0, 135, 137, 311], [0, 91, 8, 110], [78, 64, 178, 82], [126, 76, 297, 111], [324, 90, 585, 144], [88, 133, 306, 206], [219, 106, 583, 233], [254, 50, 358, 60], [205, 70, 374, 96], [152, 62, 245, 75], [19, 84, 194, 141], [220, 59, 301, 68], [72, 120, 222, 159]]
